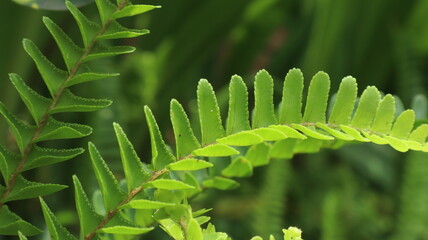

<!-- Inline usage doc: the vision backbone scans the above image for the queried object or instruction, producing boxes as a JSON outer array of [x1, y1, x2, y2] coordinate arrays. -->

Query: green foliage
[[0, 0, 157, 236], [1, 0, 428, 239], [39, 67, 427, 239]]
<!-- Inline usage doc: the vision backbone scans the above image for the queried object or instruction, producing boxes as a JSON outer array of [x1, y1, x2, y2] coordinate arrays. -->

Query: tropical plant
[[1, 0, 428, 239]]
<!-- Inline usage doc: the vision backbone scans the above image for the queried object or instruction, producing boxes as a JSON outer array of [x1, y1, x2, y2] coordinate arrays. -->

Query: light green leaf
[[186, 219, 203, 240], [66, 1, 101, 47], [114, 123, 151, 191], [3, 176, 66, 202], [25, 146, 84, 171], [23, 39, 68, 97], [88, 142, 126, 211], [98, 226, 154, 235], [226, 75, 250, 134], [112, 5, 160, 19], [351, 86, 381, 129], [408, 124, 428, 144], [170, 99, 201, 159], [384, 136, 409, 152], [50, 89, 112, 114], [278, 68, 304, 124], [202, 177, 239, 190], [144, 179, 195, 190], [36, 118, 92, 142], [291, 124, 333, 140], [390, 110, 415, 139], [302, 71, 330, 123], [145, 106, 176, 170], [371, 94, 395, 134], [328, 76, 357, 124], [98, 21, 150, 40], [66, 72, 119, 87], [0, 103, 35, 153], [40, 198, 77, 240], [269, 125, 307, 139], [9, 73, 51, 124], [197, 79, 225, 145], [18, 232, 28, 240], [0, 206, 42, 236], [270, 139, 296, 159], [192, 143, 239, 157], [339, 125, 369, 142], [222, 156, 253, 177], [83, 45, 136, 63], [253, 70, 277, 128], [246, 142, 271, 166], [315, 123, 354, 141], [73, 176, 103, 237], [120, 199, 175, 210], [42, 17, 83, 72], [167, 159, 213, 171], [217, 131, 263, 146], [251, 128, 287, 141], [158, 218, 184, 240]]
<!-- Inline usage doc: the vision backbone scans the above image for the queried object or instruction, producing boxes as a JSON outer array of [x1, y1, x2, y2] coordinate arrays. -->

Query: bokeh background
[[1, 0, 428, 239]]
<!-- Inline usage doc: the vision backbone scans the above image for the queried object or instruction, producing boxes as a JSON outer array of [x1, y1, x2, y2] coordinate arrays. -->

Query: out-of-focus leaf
[[11, 0, 94, 11]]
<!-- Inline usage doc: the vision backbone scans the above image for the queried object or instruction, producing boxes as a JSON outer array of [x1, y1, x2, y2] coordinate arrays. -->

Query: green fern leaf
[[112, 4, 160, 19], [98, 226, 154, 235], [88, 142, 126, 211], [202, 177, 239, 190], [51, 90, 112, 114], [328, 76, 357, 124], [25, 146, 84, 171], [66, 1, 101, 47], [351, 86, 381, 128], [170, 99, 201, 159], [143, 179, 195, 190], [65, 72, 119, 87], [144, 106, 176, 170], [98, 21, 149, 40], [226, 75, 251, 134], [113, 123, 151, 191], [197, 79, 225, 145], [0, 103, 35, 153], [73, 176, 104, 238], [0, 145, 20, 183], [192, 143, 239, 157], [9, 74, 51, 124], [302, 71, 330, 123], [120, 199, 175, 210], [40, 198, 77, 240], [278, 68, 304, 124], [221, 156, 253, 177], [217, 131, 263, 146], [36, 119, 92, 142], [371, 94, 396, 134], [3, 176, 66, 202], [245, 142, 271, 167], [95, 0, 118, 24], [23, 39, 68, 97], [42, 17, 84, 71], [167, 158, 213, 171], [253, 70, 277, 128], [83, 45, 135, 63]]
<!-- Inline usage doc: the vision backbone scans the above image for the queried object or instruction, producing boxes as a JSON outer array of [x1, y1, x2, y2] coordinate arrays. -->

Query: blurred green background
[[1, 0, 428, 239]]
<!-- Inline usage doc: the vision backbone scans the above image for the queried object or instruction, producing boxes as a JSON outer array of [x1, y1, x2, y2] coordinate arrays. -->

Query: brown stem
[[0, 0, 130, 207], [84, 169, 169, 240]]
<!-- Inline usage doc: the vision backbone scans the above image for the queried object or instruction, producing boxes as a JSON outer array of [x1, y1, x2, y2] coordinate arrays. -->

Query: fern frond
[[40, 68, 427, 239], [0, 0, 158, 236]]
